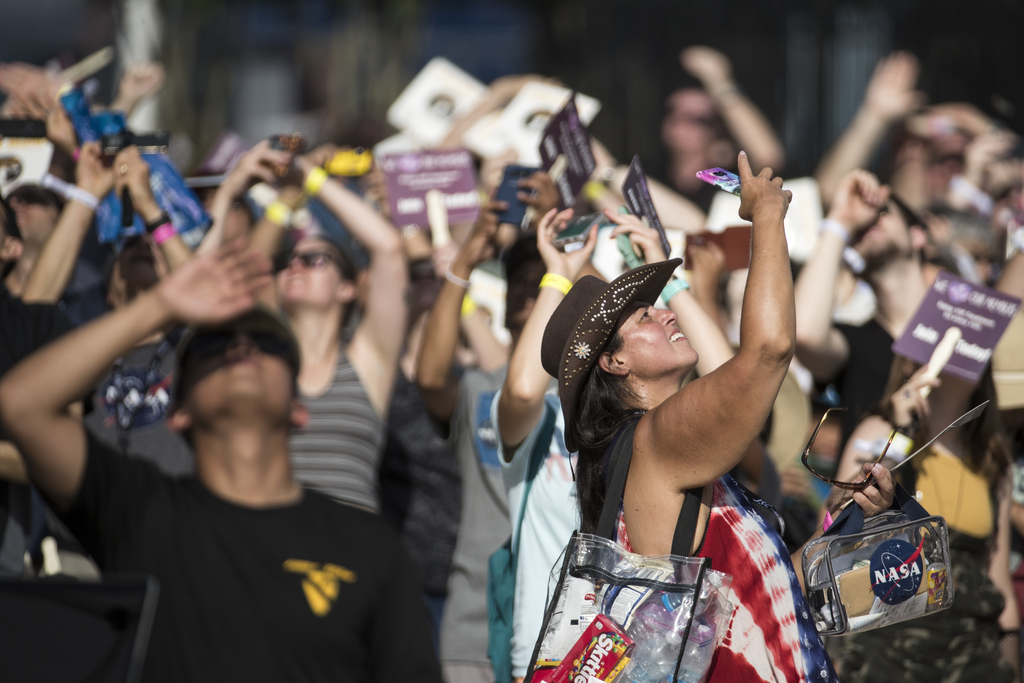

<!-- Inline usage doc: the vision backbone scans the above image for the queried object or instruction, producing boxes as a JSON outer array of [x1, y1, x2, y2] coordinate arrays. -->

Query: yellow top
[[914, 446, 993, 539]]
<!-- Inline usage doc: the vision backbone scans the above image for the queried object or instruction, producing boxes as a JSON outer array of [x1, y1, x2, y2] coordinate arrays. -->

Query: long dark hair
[[877, 358, 1011, 491], [569, 332, 643, 534]]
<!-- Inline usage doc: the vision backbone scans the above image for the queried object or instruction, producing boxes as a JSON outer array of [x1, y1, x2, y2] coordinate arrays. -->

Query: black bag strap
[[595, 419, 704, 557], [672, 488, 704, 558], [595, 421, 638, 540]]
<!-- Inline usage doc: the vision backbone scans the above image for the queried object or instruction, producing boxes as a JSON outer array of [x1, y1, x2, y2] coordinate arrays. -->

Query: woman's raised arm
[[639, 152, 795, 489]]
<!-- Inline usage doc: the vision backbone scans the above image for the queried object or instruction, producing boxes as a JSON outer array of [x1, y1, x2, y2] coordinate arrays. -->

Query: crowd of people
[[0, 41, 1022, 683]]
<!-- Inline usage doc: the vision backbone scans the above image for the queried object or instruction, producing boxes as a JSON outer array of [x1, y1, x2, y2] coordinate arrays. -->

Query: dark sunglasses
[[289, 250, 335, 268], [186, 330, 292, 363], [801, 407, 896, 491]]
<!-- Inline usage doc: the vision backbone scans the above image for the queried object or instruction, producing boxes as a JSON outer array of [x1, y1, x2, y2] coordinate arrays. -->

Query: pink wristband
[[72, 148, 81, 162], [151, 223, 177, 245]]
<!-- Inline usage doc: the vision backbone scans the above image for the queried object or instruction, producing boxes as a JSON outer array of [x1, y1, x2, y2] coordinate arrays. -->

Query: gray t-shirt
[[439, 366, 510, 666], [84, 341, 194, 476]]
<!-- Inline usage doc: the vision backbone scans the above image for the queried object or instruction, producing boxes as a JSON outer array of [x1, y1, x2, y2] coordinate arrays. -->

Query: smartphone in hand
[[696, 168, 741, 196], [494, 165, 538, 228], [553, 212, 615, 251]]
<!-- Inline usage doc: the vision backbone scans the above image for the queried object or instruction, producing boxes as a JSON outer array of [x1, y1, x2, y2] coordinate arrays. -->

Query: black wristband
[[144, 211, 170, 234]]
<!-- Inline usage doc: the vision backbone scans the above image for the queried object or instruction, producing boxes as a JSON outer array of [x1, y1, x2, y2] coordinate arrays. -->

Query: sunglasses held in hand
[[801, 407, 896, 492], [802, 402, 991, 494]]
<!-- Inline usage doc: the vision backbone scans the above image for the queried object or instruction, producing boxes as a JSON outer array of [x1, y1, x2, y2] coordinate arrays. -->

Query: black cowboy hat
[[541, 259, 681, 451]]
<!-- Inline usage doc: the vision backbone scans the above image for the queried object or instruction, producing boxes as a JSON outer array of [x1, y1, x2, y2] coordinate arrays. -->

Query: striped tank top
[[289, 348, 384, 511]]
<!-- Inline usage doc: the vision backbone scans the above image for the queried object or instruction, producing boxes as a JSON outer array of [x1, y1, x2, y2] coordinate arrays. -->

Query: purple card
[[621, 155, 672, 260], [891, 272, 1021, 382], [379, 149, 480, 228], [539, 94, 596, 209]]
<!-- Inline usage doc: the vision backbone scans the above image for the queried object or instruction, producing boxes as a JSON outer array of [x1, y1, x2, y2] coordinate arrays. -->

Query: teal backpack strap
[[488, 399, 559, 683], [511, 401, 558, 564]]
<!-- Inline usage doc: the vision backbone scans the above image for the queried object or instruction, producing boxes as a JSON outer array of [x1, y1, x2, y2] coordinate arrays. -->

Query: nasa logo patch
[[869, 538, 924, 605]]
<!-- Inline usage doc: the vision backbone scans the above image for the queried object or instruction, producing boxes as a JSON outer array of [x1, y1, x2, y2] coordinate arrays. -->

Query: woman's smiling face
[[605, 300, 699, 385]]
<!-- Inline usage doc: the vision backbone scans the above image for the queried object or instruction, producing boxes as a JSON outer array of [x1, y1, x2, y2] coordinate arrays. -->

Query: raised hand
[[737, 151, 791, 223], [962, 131, 1014, 190], [75, 141, 114, 200], [680, 46, 733, 90], [47, 107, 78, 155], [536, 208, 597, 279], [113, 146, 162, 222], [688, 242, 726, 298], [298, 143, 340, 170], [155, 240, 271, 325], [220, 140, 294, 200], [0, 62, 60, 108], [450, 200, 507, 278], [113, 62, 166, 114], [517, 171, 560, 221], [606, 210, 667, 264], [826, 169, 889, 234], [863, 51, 924, 123], [889, 364, 938, 426]]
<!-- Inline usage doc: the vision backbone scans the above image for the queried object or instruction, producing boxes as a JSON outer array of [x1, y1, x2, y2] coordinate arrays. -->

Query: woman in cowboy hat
[[540, 152, 895, 683]]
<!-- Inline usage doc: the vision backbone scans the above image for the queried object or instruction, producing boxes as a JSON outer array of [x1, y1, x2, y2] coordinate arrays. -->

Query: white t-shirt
[[491, 390, 579, 677]]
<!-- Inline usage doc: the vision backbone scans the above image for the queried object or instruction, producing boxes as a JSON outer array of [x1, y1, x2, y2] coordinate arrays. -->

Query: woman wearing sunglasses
[[825, 355, 1018, 683], [540, 153, 894, 683], [272, 150, 408, 513]]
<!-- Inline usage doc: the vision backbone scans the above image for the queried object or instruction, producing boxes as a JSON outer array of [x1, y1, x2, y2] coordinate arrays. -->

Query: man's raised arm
[[0, 242, 270, 510]]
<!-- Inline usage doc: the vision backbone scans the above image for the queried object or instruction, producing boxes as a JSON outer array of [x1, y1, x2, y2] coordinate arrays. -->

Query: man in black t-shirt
[[794, 169, 930, 447], [0, 243, 440, 683]]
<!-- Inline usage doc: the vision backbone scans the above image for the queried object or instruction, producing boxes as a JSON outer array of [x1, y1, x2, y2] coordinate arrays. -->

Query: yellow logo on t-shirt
[[283, 559, 357, 616]]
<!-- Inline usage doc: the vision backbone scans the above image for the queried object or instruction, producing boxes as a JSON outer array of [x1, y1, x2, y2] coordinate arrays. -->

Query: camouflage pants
[[832, 535, 1015, 683]]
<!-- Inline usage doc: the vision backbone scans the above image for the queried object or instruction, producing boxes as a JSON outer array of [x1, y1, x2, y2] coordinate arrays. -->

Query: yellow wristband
[[583, 180, 608, 203], [461, 295, 478, 319], [304, 166, 329, 197], [540, 273, 572, 296], [265, 200, 293, 228]]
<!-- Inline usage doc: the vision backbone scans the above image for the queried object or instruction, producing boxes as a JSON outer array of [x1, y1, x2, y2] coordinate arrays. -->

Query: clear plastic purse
[[802, 484, 954, 636], [527, 532, 732, 683], [524, 421, 734, 683]]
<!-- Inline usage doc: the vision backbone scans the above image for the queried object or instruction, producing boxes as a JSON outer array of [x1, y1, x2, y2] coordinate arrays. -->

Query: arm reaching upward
[[815, 52, 923, 208], [295, 154, 409, 416], [681, 46, 785, 171], [638, 152, 794, 490], [417, 201, 504, 423], [22, 142, 113, 303], [794, 170, 888, 380], [497, 208, 598, 454], [0, 242, 271, 510], [112, 146, 193, 270], [110, 63, 165, 119], [199, 141, 293, 253]]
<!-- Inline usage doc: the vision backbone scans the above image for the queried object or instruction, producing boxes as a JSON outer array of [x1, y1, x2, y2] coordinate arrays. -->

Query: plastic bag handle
[[823, 483, 928, 537]]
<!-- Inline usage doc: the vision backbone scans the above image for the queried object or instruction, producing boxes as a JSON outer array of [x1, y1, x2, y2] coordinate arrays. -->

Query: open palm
[[156, 242, 272, 325]]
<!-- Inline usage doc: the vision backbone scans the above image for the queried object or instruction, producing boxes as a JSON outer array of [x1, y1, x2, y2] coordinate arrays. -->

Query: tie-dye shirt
[[617, 474, 839, 683]]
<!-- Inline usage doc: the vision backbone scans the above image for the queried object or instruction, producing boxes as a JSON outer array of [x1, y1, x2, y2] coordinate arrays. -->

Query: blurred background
[[3, 0, 1022, 181]]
